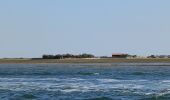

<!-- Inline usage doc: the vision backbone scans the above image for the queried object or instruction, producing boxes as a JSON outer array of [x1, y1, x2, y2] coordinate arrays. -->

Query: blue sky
[[0, 0, 170, 58]]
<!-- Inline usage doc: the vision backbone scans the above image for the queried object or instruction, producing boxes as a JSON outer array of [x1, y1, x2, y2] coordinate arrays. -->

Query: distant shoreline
[[1, 58, 170, 64]]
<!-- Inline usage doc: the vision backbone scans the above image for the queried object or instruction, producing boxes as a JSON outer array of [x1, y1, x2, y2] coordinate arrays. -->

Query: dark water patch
[[132, 72, 146, 75], [77, 72, 99, 76], [21, 93, 37, 99], [84, 97, 112, 100], [140, 96, 170, 100]]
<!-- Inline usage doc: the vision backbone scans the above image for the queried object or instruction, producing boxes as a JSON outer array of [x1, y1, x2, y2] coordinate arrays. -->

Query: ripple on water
[[77, 72, 99, 76], [21, 93, 37, 99], [84, 97, 112, 100], [132, 72, 146, 75]]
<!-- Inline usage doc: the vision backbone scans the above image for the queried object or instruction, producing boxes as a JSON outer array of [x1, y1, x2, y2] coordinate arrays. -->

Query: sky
[[0, 0, 170, 58]]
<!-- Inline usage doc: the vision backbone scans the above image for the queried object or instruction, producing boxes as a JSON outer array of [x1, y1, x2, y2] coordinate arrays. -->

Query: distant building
[[112, 53, 128, 58]]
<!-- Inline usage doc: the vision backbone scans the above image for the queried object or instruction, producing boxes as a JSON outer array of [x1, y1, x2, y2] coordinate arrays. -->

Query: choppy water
[[1, 63, 170, 100]]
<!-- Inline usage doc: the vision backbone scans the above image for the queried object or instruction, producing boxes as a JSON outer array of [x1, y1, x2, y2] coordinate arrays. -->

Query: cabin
[[112, 53, 128, 58]]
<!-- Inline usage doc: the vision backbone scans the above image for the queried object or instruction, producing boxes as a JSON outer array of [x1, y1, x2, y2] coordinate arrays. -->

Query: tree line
[[42, 53, 95, 59]]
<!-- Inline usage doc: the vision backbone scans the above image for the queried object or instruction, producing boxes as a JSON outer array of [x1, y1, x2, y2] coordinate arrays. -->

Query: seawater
[[0, 63, 170, 100]]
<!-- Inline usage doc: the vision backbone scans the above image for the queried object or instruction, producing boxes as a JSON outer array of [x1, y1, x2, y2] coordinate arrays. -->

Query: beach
[[1, 58, 170, 64]]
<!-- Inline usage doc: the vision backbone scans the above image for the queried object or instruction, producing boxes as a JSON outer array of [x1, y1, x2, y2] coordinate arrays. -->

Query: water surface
[[0, 63, 170, 100]]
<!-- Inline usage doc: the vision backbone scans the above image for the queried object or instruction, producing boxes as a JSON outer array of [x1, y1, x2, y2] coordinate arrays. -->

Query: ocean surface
[[0, 63, 170, 100]]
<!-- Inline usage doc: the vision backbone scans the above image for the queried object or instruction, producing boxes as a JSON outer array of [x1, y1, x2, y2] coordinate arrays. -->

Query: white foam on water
[[126, 79, 148, 82], [0, 77, 169, 96], [97, 79, 120, 83], [162, 80, 170, 83], [0, 77, 61, 82], [143, 89, 170, 98], [94, 73, 100, 75], [0, 77, 90, 92]]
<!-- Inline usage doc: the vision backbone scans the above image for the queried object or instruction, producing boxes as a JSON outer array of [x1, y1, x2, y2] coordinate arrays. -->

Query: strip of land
[[1, 58, 170, 64]]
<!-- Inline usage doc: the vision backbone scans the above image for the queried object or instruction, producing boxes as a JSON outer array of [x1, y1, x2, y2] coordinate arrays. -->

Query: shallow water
[[0, 63, 170, 100]]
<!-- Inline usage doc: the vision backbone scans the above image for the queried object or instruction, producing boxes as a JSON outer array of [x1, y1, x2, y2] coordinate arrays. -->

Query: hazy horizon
[[0, 0, 170, 58]]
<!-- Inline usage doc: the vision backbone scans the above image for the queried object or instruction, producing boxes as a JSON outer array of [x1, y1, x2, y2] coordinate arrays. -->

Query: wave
[[97, 79, 119, 82], [0, 77, 170, 99], [131, 72, 147, 75], [141, 92, 170, 100], [0, 78, 148, 92], [84, 97, 112, 100], [77, 72, 99, 76], [21, 93, 37, 99]]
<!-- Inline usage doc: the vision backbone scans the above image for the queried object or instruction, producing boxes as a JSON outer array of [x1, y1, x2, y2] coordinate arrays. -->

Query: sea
[[0, 63, 170, 100]]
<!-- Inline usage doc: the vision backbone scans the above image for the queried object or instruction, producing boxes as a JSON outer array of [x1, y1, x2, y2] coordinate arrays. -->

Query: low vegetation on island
[[1, 53, 170, 64], [42, 53, 95, 59]]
